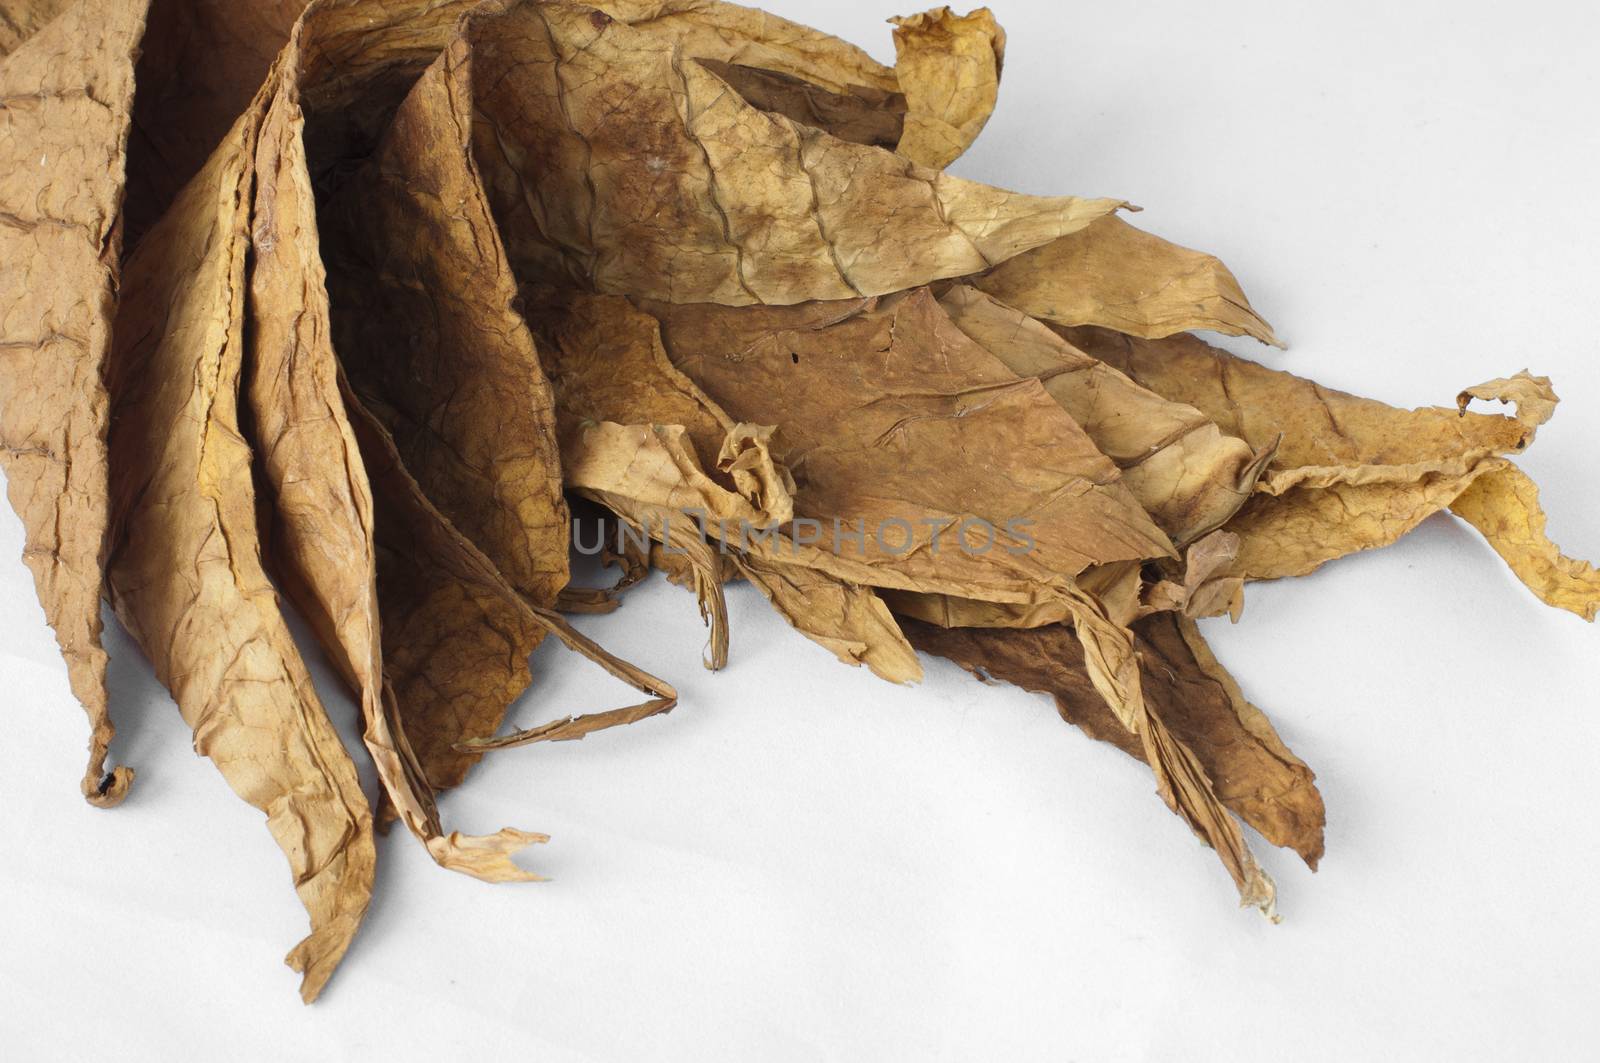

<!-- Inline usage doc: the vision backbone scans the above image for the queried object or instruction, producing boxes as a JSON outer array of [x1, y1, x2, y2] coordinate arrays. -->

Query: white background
[[3, 0, 1597, 1058]]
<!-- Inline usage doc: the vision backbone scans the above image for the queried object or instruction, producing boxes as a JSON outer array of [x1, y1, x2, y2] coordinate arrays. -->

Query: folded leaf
[[1066, 327, 1598, 618], [105, 102, 374, 1005], [347, 387, 676, 778], [890, 6, 1005, 169], [593, 0, 899, 95], [320, 29, 570, 604], [1449, 464, 1600, 621], [938, 285, 1269, 545], [528, 286, 920, 680], [651, 289, 1175, 592], [0, 0, 147, 806], [247, 17, 546, 886], [974, 215, 1281, 346], [466, 0, 1123, 305]]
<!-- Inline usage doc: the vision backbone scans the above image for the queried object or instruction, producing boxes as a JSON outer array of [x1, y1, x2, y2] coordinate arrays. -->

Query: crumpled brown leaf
[[0, 0, 147, 806], [905, 611, 1325, 869], [974, 214, 1282, 346], [246, 14, 554, 886], [345, 383, 678, 783], [525, 285, 922, 681], [6, 0, 1596, 1000], [938, 284, 1271, 546], [651, 289, 1175, 593], [105, 93, 374, 1003], [319, 30, 570, 604], [646, 289, 1278, 912], [1068, 326, 1598, 619], [889, 6, 1005, 169], [466, 0, 1121, 306]]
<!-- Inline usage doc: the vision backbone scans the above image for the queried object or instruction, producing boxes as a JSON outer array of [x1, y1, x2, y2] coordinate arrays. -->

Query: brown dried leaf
[[320, 33, 570, 604], [1141, 531, 1247, 622], [591, 0, 908, 149], [890, 5, 1005, 169], [348, 386, 676, 773], [527, 286, 921, 680], [973, 215, 1282, 346], [734, 552, 923, 683], [1067, 327, 1599, 618], [647, 291, 1279, 912], [246, 21, 548, 886], [592, 0, 900, 95], [903, 611, 1325, 868], [0, 0, 147, 806], [105, 104, 374, 1003], [124, 0, 308, 245], [466, 0, 1123, 305], [651, 289, 1175, 593], [938, 285, 1269, 545]]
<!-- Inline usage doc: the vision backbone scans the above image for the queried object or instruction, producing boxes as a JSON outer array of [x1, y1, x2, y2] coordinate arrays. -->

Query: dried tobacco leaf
[[319, 32, 570, 605], [647, 290, 1281, 911], [1449, 464, 1600, 620], [105, 101, 374, 1004], [279, 6, 675, 793], [346, 385, 676, 770], [694, 58, 906, 150], [523, 276, 922, 681], [466, 0, 1122, 306], [651, 290, 1175, 593], [904, 611, 1326, 868], [973, 215, 1282, 346], [0, 0, 147, 806], [889, 5, 1004, 169], [124, 0, 308, 245], [596, 1, 1007, 166], [246, 15, 550, 885], [593, 0, 901, 152], [937, 284, 1270, 546], [6, 0, 1594, 1000], [1068, 326, 1600, 618]]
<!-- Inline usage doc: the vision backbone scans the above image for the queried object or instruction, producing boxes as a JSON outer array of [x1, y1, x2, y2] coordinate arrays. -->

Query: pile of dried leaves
[[3, 0, 1595, 1001]]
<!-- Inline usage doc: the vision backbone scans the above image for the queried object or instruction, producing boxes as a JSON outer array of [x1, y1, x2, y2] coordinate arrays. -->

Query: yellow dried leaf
[[890, 6, 1005, 169]]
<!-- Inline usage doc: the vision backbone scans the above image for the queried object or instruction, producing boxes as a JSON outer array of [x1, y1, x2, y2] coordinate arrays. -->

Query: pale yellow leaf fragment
[[890, 6, 1005, 169], [1450, 464, 1600, 621]]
